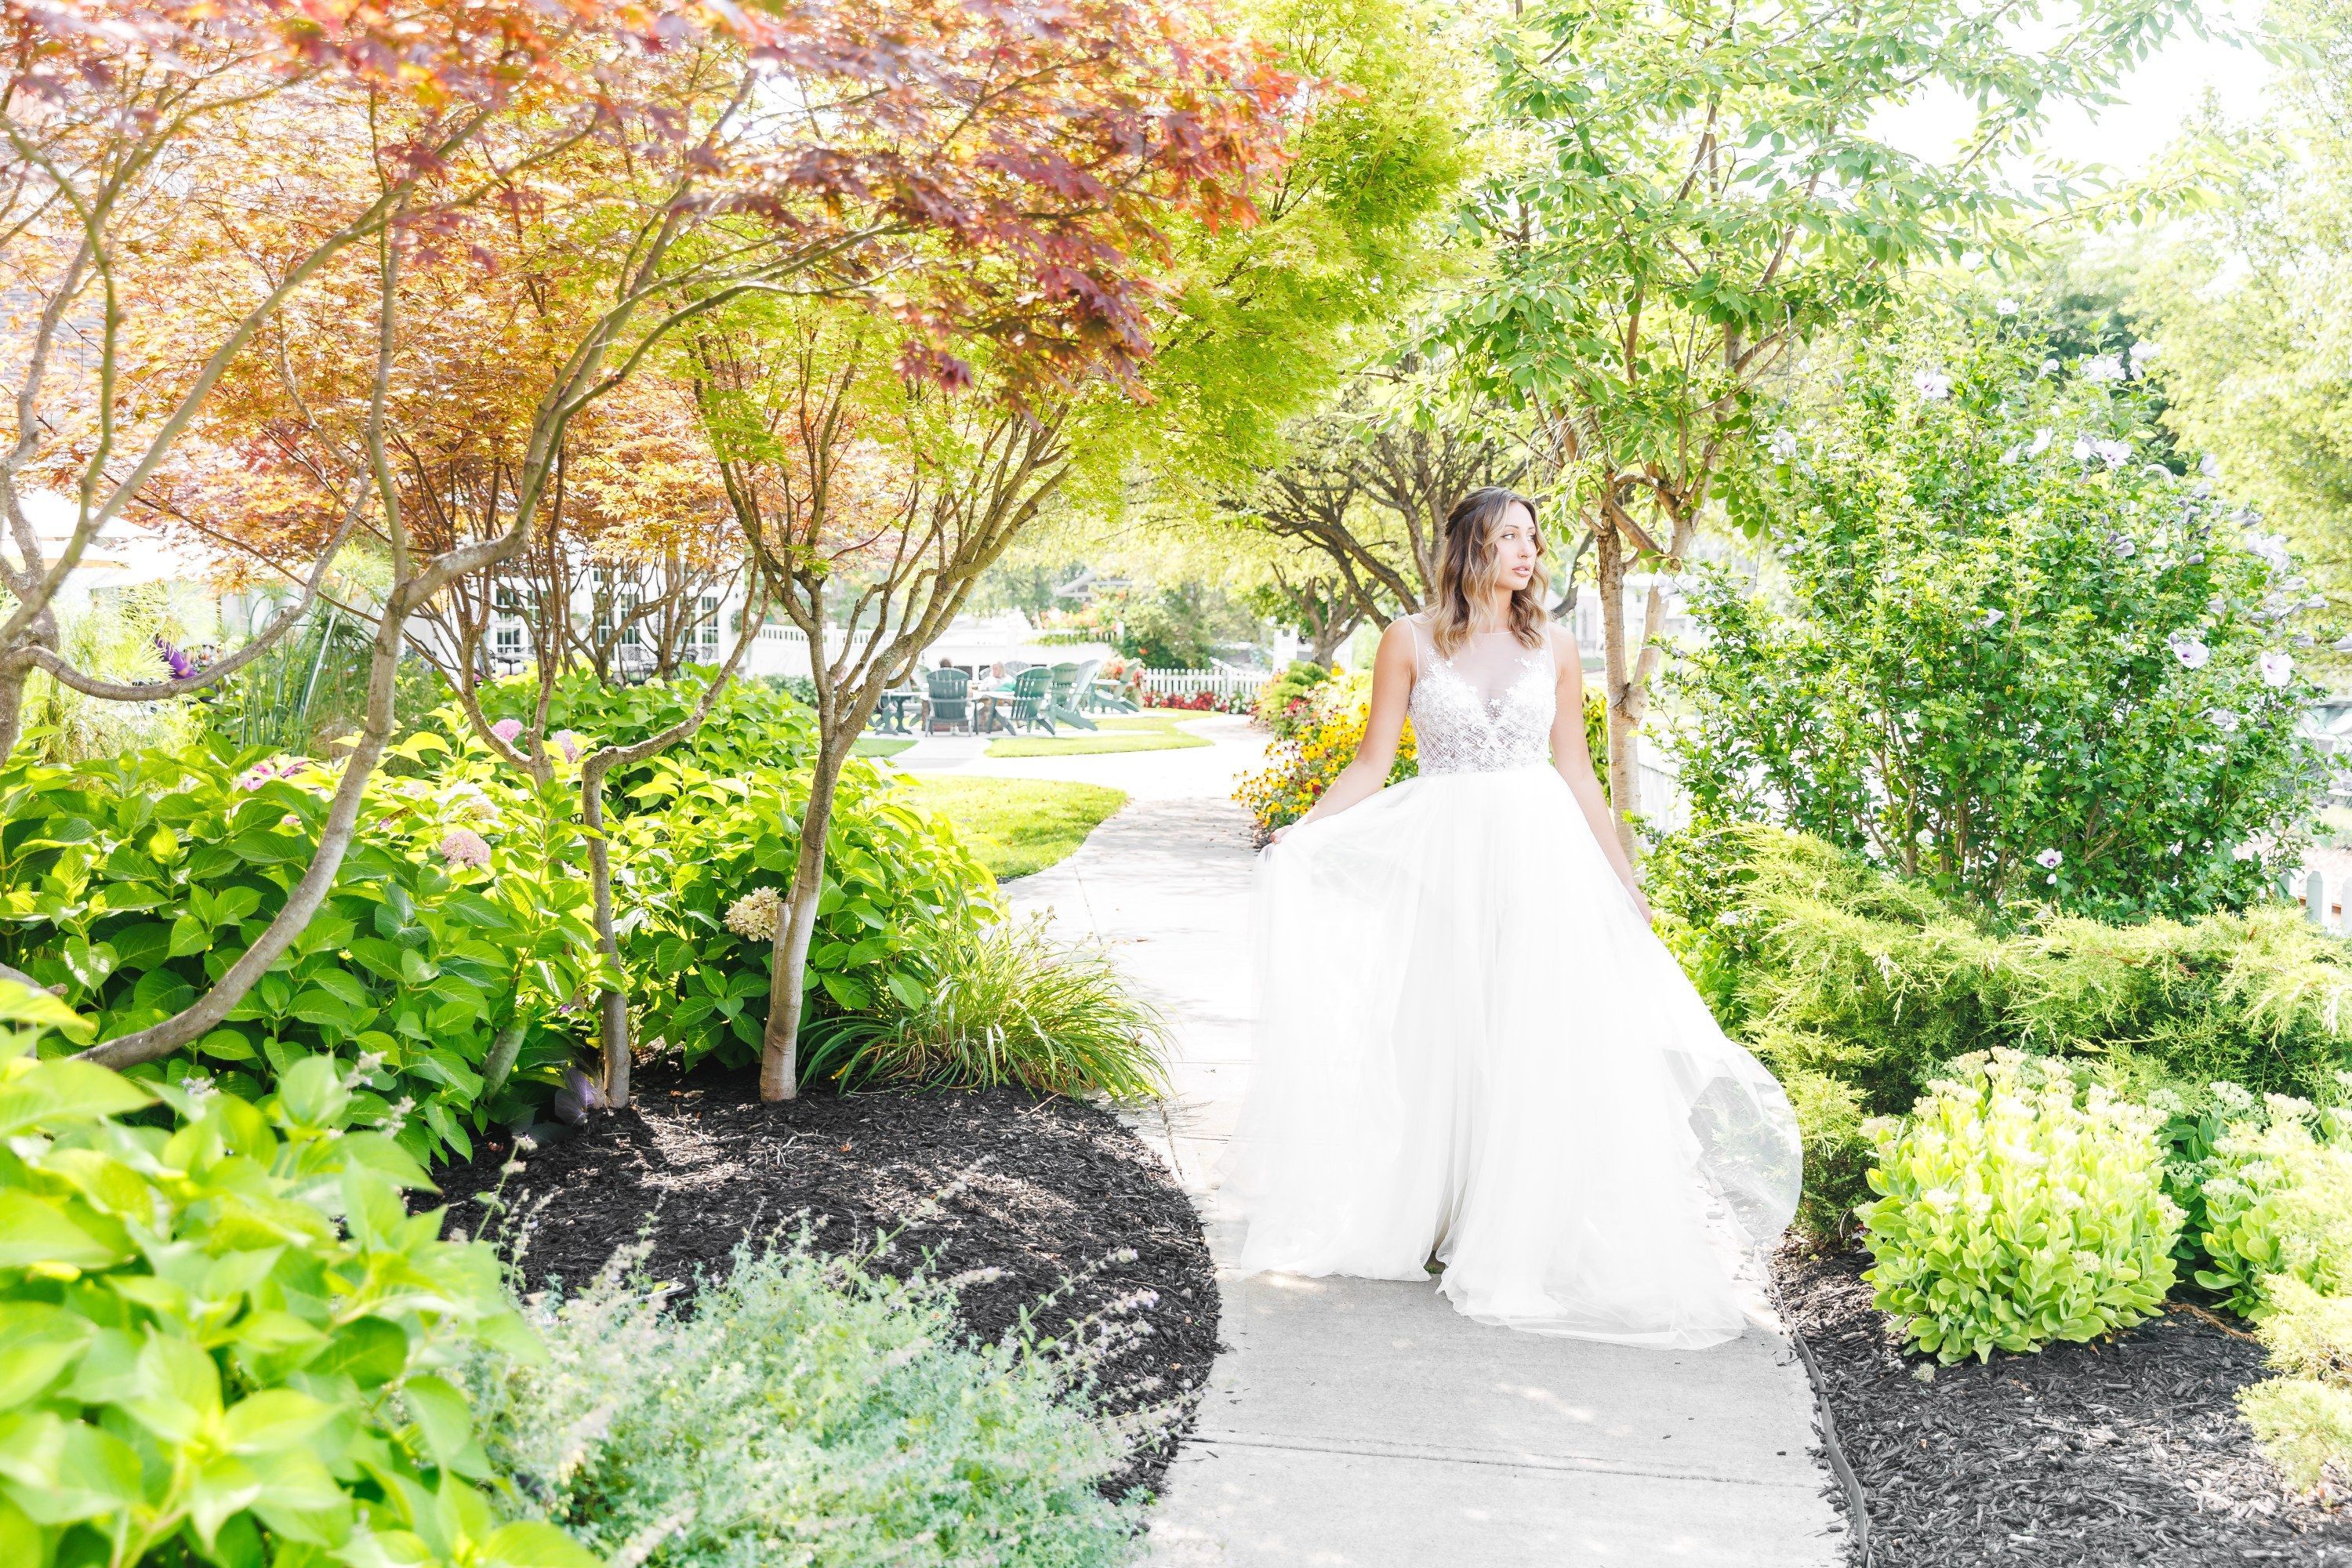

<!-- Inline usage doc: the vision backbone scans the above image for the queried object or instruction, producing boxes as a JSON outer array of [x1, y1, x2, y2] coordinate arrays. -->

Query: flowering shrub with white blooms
[[1860, 1051, 2182, 1363], [1673, 310, 2321, 920]]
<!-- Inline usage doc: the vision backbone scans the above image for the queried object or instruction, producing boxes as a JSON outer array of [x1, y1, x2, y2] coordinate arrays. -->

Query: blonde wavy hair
[[1428, 487, 1549, 657]]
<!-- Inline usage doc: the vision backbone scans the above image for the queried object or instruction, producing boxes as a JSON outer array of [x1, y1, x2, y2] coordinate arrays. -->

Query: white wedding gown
[[1221, 617, 1802, 1348]]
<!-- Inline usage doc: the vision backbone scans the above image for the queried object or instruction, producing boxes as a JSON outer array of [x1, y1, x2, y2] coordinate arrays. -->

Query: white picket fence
[[1142, 667, 1269, 701]]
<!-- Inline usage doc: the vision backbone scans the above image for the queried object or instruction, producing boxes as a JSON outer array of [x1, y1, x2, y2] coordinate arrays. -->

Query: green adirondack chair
[[993, 665, 1055, 735], [1047, 662, 1098, 730], [924, 667, 971, 733]]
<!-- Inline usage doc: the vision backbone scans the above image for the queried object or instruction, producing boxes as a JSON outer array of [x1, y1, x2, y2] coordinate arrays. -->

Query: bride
[[1221, 487, 1802, 1348]]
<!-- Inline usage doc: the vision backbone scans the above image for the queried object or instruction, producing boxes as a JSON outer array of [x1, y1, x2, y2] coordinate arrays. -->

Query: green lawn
[[897, 775, 1129, 880], [984, 710, 1211, 758], [851, 735, 916, 758]]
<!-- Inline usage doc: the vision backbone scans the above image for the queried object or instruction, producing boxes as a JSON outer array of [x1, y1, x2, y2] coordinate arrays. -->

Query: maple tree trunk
[[760, 726, 848, 1102], [1594, 520, 1643, 864], [583, 779, 630, 1109], [576, 590, 764, 1109], [0, 656, 27, 763]]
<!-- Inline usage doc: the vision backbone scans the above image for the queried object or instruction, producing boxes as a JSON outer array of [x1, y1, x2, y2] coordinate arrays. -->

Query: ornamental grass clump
[[801, 915, 1168, 1101], [1860, 1050, 2183, 1363], [466, 1241, 1144, 1568]]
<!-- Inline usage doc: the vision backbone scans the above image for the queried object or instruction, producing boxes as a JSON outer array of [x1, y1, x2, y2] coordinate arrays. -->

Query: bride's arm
[[1268, 620, 1415, 842], [1548, 631, 1649, 918]]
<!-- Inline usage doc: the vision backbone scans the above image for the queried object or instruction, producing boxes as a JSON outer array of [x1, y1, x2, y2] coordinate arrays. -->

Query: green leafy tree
[[1667, 316, 2322, 920], [2138, 0, 2352, 615], [1448, 0, 2200, 857]]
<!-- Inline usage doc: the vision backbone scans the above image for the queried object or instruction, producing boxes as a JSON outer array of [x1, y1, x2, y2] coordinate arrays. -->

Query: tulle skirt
[[1220, 764, 1802, 1348]]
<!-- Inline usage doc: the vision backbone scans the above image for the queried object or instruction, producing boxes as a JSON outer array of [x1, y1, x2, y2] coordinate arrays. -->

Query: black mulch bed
[[1777, 1240, 2352, 1566], [426, 1062, 1219, 1498]]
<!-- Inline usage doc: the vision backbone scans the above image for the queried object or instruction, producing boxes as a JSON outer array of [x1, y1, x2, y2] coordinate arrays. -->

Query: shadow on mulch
[[1777, 1241, 2352, 1566], [426, 1062, 1218, 1499]]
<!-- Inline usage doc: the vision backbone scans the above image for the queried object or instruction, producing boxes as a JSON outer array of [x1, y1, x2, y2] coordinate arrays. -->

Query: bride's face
[[1490, 503, 1541, 593]]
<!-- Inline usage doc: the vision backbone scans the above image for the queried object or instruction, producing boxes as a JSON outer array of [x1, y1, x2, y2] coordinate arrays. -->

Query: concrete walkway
[[917, 724, 1847, 1567]]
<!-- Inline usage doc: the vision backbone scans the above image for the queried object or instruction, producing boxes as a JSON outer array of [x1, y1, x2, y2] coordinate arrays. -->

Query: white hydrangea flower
[[1767, 429, 1799, 462], [2200, 453, 2221, 477], [1997, 297, 2021, 316], [2036, 848, 2063, 869], [2129, 339, 2160, 368], [2206, 706, 2242, 733], [2040, 358, 2060, 376], [2073, 434, 2096, 462], [1913, 367, 1952, 401], [2028, 427, 2053, 456], [2082, 354, 2126, 383], [2260, 651, 2296, 687], [724, 887, 784, 943], [2095, 438, 2132, 469], [2168, 631, 2211, 669]]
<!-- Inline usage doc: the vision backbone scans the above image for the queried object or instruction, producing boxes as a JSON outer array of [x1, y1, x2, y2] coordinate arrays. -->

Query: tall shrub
[[1671, 313, 2324, 921]]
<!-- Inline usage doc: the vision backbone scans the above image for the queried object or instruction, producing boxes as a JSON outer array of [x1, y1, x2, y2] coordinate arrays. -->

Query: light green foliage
[[1132, 0, 1469, 483], [470, 667, 815, 805], [985, 719, 1210, 759], [894, 777, 1128, 882], [2252, 1275, 2352, 1384], [2240, 1272, 2352, 1494], [2238, 1376, 2352, 1495], [1671, 311, 2321, 922], [0, 980, 580, 1568], [21, 592, 205, 764], [1770, 1058, 1871, 1243], [467, 1242, 1143, 1568], [1860, 1051, 2183, 1363], [1648, 823, 2352, 1127], [0, 735, 610, 1163], [2192, 1094, 2352, 1315], [1451, 0, 2190, 526], [802, 915, 1167, 1101], [616, 754, 998, 1072], [2136, 0, 2352, 619]]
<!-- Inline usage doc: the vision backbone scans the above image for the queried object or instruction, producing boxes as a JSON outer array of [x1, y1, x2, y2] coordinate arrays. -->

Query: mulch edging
[[429, 1064, 1218, 1498], [1777, 1241, 2352, 1566]]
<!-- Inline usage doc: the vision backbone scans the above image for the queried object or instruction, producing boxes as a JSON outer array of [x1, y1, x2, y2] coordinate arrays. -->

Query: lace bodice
[[1405, 616, 1557, 775]]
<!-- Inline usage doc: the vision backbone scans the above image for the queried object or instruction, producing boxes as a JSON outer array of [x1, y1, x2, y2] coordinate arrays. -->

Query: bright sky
[[1871, 0, 2278, 180]]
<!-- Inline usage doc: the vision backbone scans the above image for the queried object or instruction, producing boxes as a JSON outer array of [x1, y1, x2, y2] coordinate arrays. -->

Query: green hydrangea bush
[[616, 753, 997, 1071], [1860, 1051, 2184, 1363], [0, 980, 587, 1568], [466, 1241, 1147, 1568], [0, 740, 609, 1163]]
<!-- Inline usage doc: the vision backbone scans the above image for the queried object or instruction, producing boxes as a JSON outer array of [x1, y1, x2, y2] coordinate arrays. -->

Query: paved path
[[915, 723, 1847, 1567]]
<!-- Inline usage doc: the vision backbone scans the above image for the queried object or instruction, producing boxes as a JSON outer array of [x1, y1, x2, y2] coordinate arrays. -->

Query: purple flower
[[153, 635, 194, 681], [553, 729, 586, 764], [436, 828, 492, 869], [490, 717, 525, 746], [235, 756, 308, 792]]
